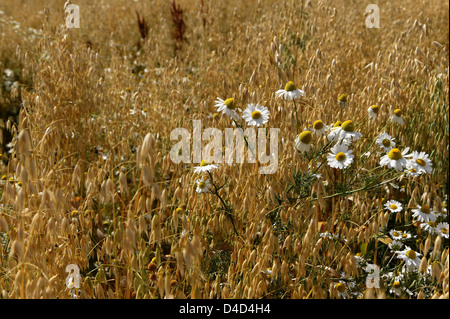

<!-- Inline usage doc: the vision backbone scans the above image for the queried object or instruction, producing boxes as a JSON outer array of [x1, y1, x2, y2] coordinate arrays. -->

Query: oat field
[[0, 0, 448, 299]]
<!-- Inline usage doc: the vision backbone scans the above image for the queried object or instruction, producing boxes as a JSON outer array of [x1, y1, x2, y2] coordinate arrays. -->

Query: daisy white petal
[[419, 221, 438, 235], [389, 229, 403, 240], [395, 246, 421, 272], [411, 204, 437, 223], [368, 105, 380, 121], [384, 200, 403, 213], [327, 120, 362, 143], [388, 240, 404, 252], [391, 108, 405, 125], [295, 130, 313, 153], [376, 133, 396, 152], [312, 120, 329, 136], [436, 222, 449, 239], [275, 81, 305, 100], [195, 178, 211, 193], [327, 143, 354, 169], [242, 103, 270, 127], [406, 151, 433, 174], [193, 160, 219, 173], [379, 147, 410, 171], [214, 97, 240, 120]]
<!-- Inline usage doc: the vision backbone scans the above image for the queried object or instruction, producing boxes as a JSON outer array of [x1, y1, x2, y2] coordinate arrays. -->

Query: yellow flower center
[[416, 159, 426, 167], [393, 281, 401, 288], [333, 121, 342, 127], [393, 231, 400, 237], [410, 168, 417, 173], [427, 221, 436, 227], [338, 94, 347, 102], [402, 233, 408, 238], [441, 228, 448, 234], [198, 182, 206, 189], [251, 110, 262, 119], [406, 250, 417, 259], [200, 160, 209, 167], [341, 120, 355, 132], [382, 139, 391, 147], [224, 98, 236, 110], [388, 148, 402, 160], [420, 205, 430, 214], [336, 283, 346, 293], [298, 131, 312, 144], [393, 109, 402, 117], [313, 120, 324, 130], [390, 204, 398, 210], [335, 152, 346, 161], [370, 105, 379, 113], [284, 81, 297, 92]]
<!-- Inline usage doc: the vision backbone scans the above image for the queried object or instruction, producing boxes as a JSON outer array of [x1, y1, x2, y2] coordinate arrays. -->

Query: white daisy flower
[[312, 120, 329, 136], [380, 147, 410, 171], [389, 281, 403, 297], [334, 282, 349, 299], [411, 204, 437, 223], [396, 246, 421, 272], [294, 130, 313, 153], [388, 240, 403, 251], [327, 120, 362, 143], [419, 221, 438, 235], [214, 97, 240, 120], [404, 167, 423, 177], [389, 275, 412, 297], [399, 231, 412, 241], [406, 151, 433, 175], [242, 103, 270, 127], [327, 143, 354, 169], [275, 81, 305, 100], [368, 105, 380, 121], [354, 253, 367, 267], [319, 231, 337, 240], [195, 178, 211, 194], [391, 108, 405, 125], [384, 200, 403, 213], [337, 94, 348, 108], [389, 229, 403, 240], [376, 133, 396, 152], [193, 160, 219, 174], [436, 222, 449, 239]]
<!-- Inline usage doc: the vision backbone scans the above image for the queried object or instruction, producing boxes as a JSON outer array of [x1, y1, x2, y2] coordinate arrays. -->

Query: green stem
[[293, 99, 300, 135], [318, 171, 401, 201], [207, 171, 239, 237]]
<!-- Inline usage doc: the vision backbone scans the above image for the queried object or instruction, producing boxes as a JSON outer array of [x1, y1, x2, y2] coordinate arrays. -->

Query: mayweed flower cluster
[[192, 80, 447, 299]]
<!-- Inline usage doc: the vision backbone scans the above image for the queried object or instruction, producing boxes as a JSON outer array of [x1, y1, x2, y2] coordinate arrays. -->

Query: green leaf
[[360, 242, 368, 256]]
